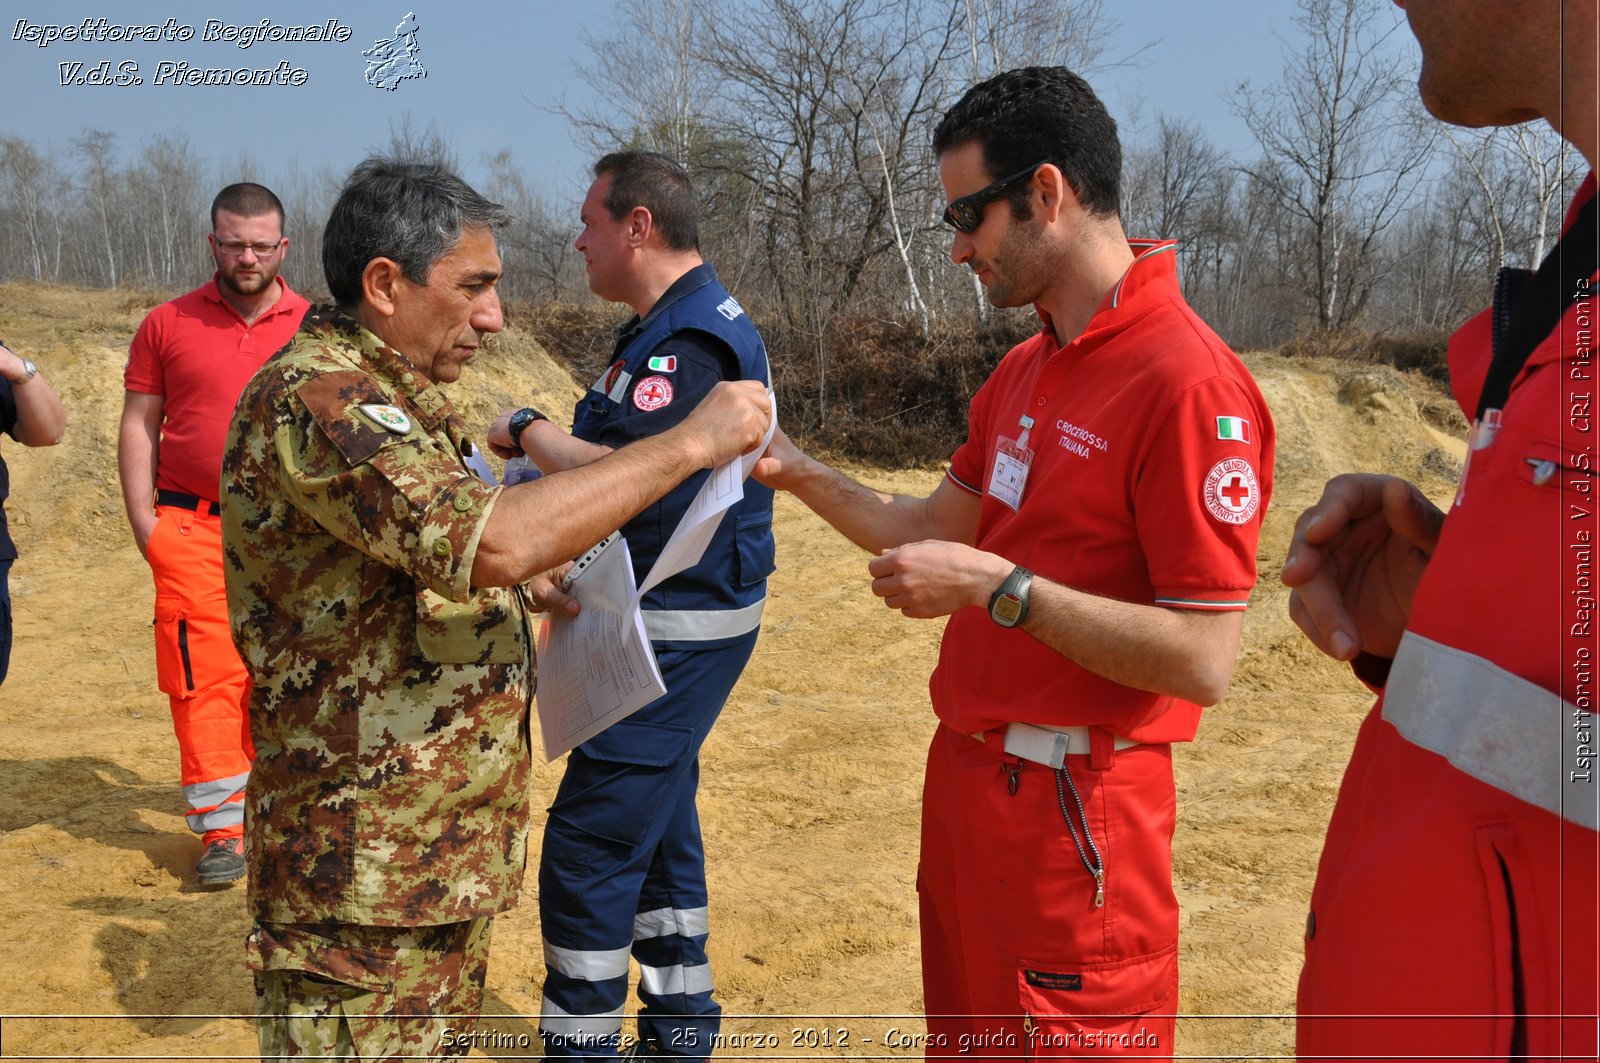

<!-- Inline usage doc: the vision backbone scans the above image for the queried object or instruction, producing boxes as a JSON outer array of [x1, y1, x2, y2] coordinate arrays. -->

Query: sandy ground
[[0, 282, 1468, 1060]]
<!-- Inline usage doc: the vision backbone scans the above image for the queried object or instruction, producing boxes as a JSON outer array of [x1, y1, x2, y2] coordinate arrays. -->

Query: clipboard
[[563, 531, 621, 590]]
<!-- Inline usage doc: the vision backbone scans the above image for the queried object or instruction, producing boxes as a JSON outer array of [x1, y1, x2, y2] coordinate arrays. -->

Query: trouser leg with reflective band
[[539, 634, 757, 1061], [1298, 703, 1600, 1061], [147, 505, 253, 838], [919, 724, 1179, 1058]]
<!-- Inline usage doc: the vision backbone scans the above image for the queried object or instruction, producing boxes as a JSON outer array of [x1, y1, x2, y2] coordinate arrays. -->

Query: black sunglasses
[[941, 161, 1048, 233]]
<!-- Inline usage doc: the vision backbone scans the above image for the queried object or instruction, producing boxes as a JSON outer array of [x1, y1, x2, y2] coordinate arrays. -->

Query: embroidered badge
[[1216, 415, 1251, 443], [357, 404, 412, 433], [1204, 458, 1260, 525], [633, 375, 674, 411], [647, 355, 678, 373]]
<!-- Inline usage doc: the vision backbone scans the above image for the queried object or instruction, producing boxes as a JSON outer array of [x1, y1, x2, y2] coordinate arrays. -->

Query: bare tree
[[74, 129, 121, 288], [0, 137, 64, 282], [1231, 0, 1436, 331], [1121, 114, 1227, 300], [132, 134, 204, 286], [560, 0, 715, 166], [483, 148, 582, 304]]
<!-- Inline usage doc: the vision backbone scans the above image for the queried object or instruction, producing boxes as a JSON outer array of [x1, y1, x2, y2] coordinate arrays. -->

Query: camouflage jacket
[[221, 306, 533, 927]]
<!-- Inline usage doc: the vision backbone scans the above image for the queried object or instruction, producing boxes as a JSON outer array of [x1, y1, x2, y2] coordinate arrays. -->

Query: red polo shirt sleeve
[[1136, 374, 1273, 609]]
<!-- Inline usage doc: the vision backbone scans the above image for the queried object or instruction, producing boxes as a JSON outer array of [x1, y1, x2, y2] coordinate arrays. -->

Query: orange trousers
[[148, 503, 253, 840]]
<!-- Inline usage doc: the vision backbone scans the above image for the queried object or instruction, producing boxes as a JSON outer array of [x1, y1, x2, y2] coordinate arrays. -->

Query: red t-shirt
[[125, 276, 309, 501], [934, 241, 1275, 743]]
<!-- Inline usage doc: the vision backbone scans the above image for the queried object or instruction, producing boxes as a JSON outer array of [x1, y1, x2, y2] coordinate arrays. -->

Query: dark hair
[[210, 182, 285, 230], [932, 66, 1121, 219], [594, 151, 700, 252], [322, 156, 511, 308]]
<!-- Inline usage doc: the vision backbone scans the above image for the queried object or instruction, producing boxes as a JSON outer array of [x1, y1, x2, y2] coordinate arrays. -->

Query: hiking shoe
[[196, 837, 246, 885]]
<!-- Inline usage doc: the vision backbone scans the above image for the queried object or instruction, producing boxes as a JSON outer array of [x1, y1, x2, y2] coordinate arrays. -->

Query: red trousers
[[919, 724, 1179, 1058], [148, 503, 253, 839], [1298, 707, 1599, 1060]]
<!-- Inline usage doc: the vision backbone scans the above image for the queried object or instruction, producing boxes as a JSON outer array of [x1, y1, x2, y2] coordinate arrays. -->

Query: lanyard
[[1478, 194, 1597, 422]]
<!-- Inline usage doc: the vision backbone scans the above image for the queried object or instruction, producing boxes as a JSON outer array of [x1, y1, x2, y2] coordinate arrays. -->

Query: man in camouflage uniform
[[221, 157, 773, 1060]]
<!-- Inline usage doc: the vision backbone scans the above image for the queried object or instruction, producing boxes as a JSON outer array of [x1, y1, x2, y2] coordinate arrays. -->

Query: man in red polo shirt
[[118, 183, 309, 886], [756, 67, 1272, 1057]]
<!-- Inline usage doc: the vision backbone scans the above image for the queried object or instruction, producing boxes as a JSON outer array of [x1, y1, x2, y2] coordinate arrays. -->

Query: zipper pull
[[1093, 868, 1105, 908], [1004, 757, 1022, 796]]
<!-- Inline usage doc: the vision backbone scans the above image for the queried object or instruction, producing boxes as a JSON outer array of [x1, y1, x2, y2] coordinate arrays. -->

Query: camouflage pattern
[[221, 306, 534, 927], [249, 916, 491, 1060]]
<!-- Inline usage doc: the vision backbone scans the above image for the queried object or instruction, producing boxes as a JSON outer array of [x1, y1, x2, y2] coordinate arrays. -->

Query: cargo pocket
[[547, 717, 695, 847], [414, 586, 523, 665], [734, 510, 776, 587], [1018, 944, 1176, 1059], [247, 922, 397, 995], [152, 600, 198, 698]]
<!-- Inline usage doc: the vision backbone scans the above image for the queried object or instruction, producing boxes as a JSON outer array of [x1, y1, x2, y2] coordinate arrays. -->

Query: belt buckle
[[1002, 722, 1069, 769]]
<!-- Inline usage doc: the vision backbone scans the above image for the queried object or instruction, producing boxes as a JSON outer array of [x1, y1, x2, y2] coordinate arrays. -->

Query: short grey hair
[[322, 156, 512, 308]]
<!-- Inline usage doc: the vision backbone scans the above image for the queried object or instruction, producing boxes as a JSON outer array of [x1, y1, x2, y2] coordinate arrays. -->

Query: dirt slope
[[0, 281, 1466, 1060]]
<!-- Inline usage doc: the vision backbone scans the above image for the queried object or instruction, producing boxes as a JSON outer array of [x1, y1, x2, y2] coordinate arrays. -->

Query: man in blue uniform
[[489, 150, 774, 1061]]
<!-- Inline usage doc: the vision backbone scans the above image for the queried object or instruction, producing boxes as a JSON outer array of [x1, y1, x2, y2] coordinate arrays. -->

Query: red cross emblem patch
[[632, 375, 674, 412], [1203, 458, 1260, 525]]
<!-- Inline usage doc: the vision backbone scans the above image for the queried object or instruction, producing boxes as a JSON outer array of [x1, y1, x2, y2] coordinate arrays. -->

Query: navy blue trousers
[[539, 631, 757, 1061]]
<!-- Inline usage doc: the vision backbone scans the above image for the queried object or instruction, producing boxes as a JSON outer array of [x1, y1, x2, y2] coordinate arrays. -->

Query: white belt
[[971, 721, 1140, 769]]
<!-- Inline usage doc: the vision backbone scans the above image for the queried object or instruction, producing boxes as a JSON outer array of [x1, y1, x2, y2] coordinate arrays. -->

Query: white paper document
[[534, 399, 778, 759]]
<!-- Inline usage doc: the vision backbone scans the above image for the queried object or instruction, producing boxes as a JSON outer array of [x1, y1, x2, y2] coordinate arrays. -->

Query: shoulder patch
[[632, 375, 674, 412], [358, 404, 412, 433], [295, 372, 415, 467], [1204, 458, 1261, 525]]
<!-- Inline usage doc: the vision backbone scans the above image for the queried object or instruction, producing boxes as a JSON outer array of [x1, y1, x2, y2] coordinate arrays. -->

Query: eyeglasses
[[214, 238, 284, 258], [941, 161, 1048, 233]]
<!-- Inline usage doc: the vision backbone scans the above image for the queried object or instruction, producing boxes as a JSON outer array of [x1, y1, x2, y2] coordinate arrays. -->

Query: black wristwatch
[[987, 566, 1034, 628], [506, 406, 548, 453]]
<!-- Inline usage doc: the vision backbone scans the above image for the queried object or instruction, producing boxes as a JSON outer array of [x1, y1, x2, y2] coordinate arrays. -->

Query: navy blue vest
[[572, 265, 775, 647]]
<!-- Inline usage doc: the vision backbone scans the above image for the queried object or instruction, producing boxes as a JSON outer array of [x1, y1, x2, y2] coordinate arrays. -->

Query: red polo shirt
[[125, 276, 309, 502], [935, 241, 1274, 743]]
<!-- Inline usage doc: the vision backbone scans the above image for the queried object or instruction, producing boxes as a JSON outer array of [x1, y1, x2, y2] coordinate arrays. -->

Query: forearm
[[471, 428, 704, 586], [1020, 579, 1244, 706], [783, 453, 941, 553], [519, 418, 612, 473], [117, 420, 159, 531]]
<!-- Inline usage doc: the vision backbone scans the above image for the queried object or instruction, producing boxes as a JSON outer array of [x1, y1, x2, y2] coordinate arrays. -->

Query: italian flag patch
[[1216, 416, 1250, 443], [647, 355, 677, 373]]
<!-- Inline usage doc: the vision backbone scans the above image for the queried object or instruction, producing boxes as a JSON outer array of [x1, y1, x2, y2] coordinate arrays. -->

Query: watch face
[[992, 593, 1023, 625]]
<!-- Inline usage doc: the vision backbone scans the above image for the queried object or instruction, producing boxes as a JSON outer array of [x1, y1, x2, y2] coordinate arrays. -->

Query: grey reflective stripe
[[182, 770, 250, 833], [543, 940, 631, 981], [639, 960, 714, 998], [641, 598, 764, 642], [539, 997, 624, 1038], [634, 905, 710, 940], [1384, 632, 1598, 831]]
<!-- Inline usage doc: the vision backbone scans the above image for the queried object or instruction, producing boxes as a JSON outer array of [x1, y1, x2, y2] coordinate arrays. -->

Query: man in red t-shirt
[[118, 183, 309, 886], [756, 67, 1272, 1057]]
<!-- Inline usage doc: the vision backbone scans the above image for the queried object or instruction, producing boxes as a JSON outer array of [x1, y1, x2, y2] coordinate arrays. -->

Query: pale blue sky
[[0, 1, 1414, 204]]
